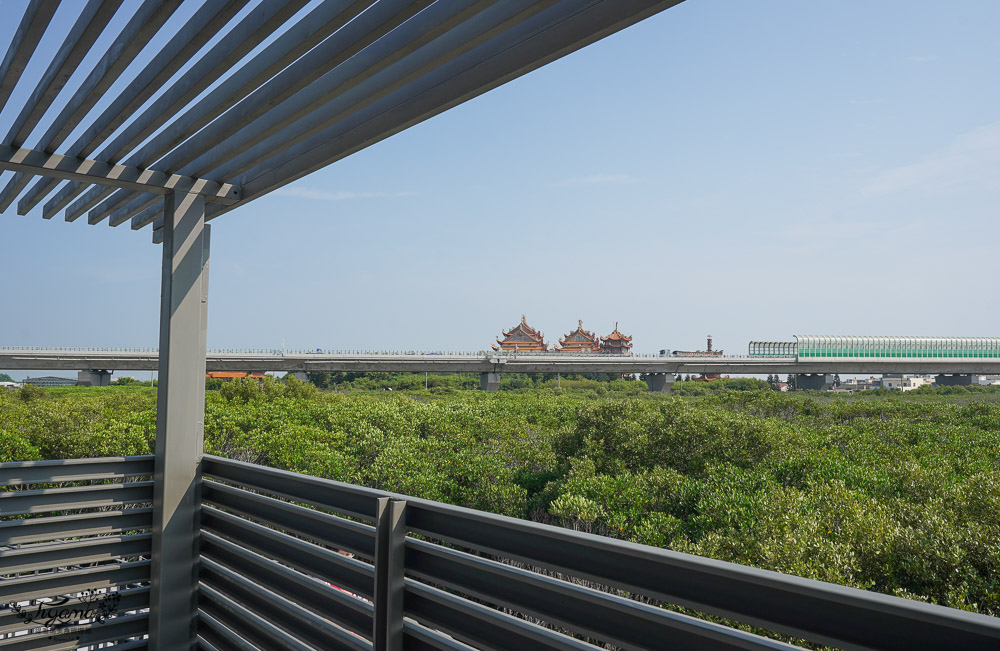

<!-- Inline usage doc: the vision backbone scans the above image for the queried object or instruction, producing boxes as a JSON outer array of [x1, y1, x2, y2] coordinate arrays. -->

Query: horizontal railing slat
[[0, 611, 148, 650], [202, 479, 375, 557], [401, 500, 1000, 651], [0, 533, 151, 575], [201, 506, 373, 598], [201, 531, 372, 638], [201, 556, 369, 651], [402, 621, 474, 650], [199, 582, 314, 651], [197, 610, 257, 651], [203, 455, 380, 522], [0, 586, 150, 636], [0, 456, 154, 487], [404, 538, 798, 651], [0, 482, 153, 517], [0, 560, 150, 603], [404, 579, 595, 650], [0, 508, 152, 546], [201, 455, 1000, 651]]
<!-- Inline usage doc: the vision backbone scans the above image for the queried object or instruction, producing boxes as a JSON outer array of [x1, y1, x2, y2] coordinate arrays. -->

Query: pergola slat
[[17, 0, 250, 216], [36, 0, 311, 220], [61, 0, 379, 223], [4, 0, 117, 149], [0, 0, 59, 111], [0, 0, 183, 212], [0, 0, 685, 229]]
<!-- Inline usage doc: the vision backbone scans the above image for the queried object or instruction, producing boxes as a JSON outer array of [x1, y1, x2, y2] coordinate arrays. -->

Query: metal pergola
[[0, 1, 683, 648]]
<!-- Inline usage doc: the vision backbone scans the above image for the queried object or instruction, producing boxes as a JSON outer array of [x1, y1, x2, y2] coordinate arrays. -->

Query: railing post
[[149, 192, 209, 650], [374, 497, 406, 651]]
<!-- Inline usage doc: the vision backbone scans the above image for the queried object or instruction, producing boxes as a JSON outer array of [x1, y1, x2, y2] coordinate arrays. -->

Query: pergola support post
[[149, 192, 209, 650]]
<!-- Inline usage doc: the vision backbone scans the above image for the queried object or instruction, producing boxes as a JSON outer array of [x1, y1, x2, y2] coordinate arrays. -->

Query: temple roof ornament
[[493, 315, 548, 351]]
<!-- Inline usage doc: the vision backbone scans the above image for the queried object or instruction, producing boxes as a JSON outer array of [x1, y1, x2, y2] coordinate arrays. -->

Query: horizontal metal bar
[[202, 479, 375, 557], [0, 456, 154, 486], [0, 533, 151, 575], [404, 579, 595, 650], [0, 481, 153, 517], [403, 499, 1000, 651], [202, 530, 373, 638], [199, 582, 313, 651], [0, 585, 149, 635], [0, 146, 239, 202], [197, 608, 258, 651], [404, 538, 796, 650], [0, 612, 148, 651], [0, 560, 150, 603], [201, 506, 373, 598], [402, 620, 474, 650], [0, 508, 152, 546], [201, 555, 369, 650], [203, 455, 380, 522]]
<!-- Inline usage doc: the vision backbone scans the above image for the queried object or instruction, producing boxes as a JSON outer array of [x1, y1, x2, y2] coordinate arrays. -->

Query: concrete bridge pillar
[[645, 373, 676, 394], [935, 374, 974, 386], [77, 369, 112, 386], [796, 374, 834, 391], [480, 372, 501, 392]]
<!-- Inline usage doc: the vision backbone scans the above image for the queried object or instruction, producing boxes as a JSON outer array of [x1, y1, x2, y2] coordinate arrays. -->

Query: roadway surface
[[2, 349, 999, 375]]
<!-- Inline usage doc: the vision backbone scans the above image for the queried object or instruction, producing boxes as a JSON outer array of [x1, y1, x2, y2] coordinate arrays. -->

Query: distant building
[[493, 315, 548, 352], [876, 374, 934, 391], [206, 371, 266, 381], [555, 320, 600, 353], [672, 335, 723, 357], [23, 376, 77, 387], [599, 323, 633, 355], [1, 381, 22, 389]]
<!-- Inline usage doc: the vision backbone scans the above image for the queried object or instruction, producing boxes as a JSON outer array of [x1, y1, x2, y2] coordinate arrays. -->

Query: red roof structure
[[493, 315, 548, 352], [599, 323, 633, 355], [555, 320, 600, 353]]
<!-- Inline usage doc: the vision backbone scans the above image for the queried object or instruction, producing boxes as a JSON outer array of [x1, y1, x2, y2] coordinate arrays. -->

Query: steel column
[[149, 192, 210, 650], [374, 498, 406, 651]]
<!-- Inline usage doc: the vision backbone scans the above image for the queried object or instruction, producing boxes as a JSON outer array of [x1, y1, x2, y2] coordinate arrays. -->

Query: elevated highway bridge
[[3, 348, 998, 391]]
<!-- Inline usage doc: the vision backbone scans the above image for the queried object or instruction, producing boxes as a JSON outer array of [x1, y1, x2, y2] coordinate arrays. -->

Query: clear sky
[[2, 0, 999, 379]]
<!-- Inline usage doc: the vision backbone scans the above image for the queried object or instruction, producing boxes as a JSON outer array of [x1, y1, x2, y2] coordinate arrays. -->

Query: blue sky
[[2, 0, 999, 379]]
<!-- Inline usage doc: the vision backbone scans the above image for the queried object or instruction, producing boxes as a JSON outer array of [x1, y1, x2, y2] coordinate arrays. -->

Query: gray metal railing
[[5, 455, 1000, 649], [200, 455, 1000, 651], [0, 457, 154, 649]]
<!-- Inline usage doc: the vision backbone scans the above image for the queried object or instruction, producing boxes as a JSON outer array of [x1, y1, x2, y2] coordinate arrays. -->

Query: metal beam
[[0, 145, 239, 202], [35, 0, 310, 220], [149, 192, 210, 650], [0, 0, 59, 110]]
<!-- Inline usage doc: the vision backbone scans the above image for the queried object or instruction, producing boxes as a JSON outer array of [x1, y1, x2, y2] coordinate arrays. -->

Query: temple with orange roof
[[493, 315, 548, 352], [555, 320, 600, 353], [599, 323, 633, 355]]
